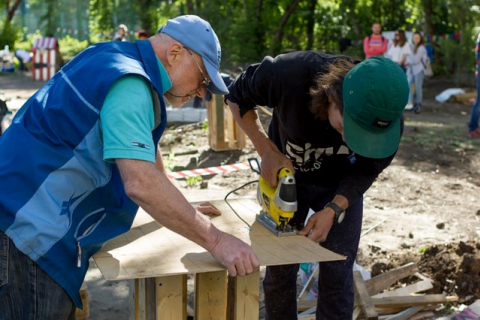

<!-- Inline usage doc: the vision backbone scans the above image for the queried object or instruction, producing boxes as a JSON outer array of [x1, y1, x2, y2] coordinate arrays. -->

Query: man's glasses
[[166, 47, 211, 99]]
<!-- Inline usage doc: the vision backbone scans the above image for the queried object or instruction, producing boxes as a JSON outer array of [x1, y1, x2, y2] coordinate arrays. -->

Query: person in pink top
[[363, 22, 388, 59]]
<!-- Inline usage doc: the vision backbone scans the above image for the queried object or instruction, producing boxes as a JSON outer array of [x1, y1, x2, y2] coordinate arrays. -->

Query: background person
[[469, 32, 480, 139], [113, 24, 129, 41], [387, 29, 411, 73], [363, 22, 388, 59], [405, 32, 428, 113], [225, 54, 408, 319], [14, 49, 32, 72], [136, 29, 149, 40], [0, 15, 259, 319]]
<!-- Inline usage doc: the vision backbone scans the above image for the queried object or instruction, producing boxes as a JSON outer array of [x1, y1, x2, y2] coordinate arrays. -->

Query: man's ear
[[166, 43, 184, 67]]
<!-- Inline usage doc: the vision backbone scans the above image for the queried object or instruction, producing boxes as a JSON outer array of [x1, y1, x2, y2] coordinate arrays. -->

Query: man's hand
[[261, 148, 295, 188], [194, 202, 221, 216], [209, 232, 260, 276], [297, 208, 335, 243]]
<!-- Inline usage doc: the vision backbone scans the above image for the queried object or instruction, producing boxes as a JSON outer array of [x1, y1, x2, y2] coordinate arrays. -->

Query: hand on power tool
[[297, 209, 335, 243], [261, 147, 295, 188], [298, 195, 349, 243]]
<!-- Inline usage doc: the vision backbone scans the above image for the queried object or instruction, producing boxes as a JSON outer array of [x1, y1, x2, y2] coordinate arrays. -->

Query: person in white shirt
[[387, 30, 412, 73], [405, 32, 428, 113]]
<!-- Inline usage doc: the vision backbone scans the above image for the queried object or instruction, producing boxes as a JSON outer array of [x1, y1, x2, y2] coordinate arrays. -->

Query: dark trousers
[[0, 231, 76, 320], [263, 184, 363, 320]]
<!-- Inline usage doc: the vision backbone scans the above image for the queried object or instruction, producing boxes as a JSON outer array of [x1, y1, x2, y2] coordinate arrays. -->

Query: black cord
[[224, 180, 258, 227]]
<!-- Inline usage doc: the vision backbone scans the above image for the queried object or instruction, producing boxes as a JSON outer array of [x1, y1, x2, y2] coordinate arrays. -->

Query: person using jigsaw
[[0, 15, 259, 319], [225, 53, 407, 319]]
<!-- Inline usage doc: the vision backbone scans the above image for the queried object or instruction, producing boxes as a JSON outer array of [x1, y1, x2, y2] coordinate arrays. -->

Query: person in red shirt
[[363, 22, 388, 59]]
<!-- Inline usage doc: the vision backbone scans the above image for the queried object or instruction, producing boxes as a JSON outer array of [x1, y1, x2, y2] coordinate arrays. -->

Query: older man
[[0, 15, 259, 319]]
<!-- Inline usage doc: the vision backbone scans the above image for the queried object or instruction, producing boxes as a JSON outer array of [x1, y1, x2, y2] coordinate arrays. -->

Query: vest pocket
[[0, 231, 9, 288], [74, 209, 106, 268]]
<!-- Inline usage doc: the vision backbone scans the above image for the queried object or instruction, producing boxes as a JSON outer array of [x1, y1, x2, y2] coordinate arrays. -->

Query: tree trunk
[[342, 0, 360, 38], [270, 0, 304, 56], [5, 0, 23, 24], [305, 0, 316, 50], [422, 0, 436, 36], [186, 0, 194, 13]]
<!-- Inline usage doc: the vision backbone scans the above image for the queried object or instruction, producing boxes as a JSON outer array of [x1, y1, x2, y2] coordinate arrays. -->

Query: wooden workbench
[[93, 198, 344, 320]]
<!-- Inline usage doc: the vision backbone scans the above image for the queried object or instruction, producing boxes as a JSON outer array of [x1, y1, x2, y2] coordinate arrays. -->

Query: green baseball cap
[[343, 56, 409, 159]]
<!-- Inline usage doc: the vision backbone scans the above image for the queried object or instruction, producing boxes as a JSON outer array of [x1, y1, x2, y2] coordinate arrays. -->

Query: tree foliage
[[5, 0, 480, 81]]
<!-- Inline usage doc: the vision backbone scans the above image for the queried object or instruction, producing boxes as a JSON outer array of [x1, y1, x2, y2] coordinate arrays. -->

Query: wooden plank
[[195, 270, 228, 319], [372, 280, 432, 298], [226, 105, 236, 149], [352, 307, 361, 320], [353, 271, 379, 319], [300, 295, 449, 312], [298, 306, 316, 317], [410, 311, 436, 320], [297, 263, 319, 301], [227, 272, 260, 320], [385, 306, 424, 320], [134, 278, 146, 320], [145, 278, 156, 320], [365, 263, 418, 296], [448, 91, 477, 103], [155, 275, 187, 320], [94, 199, 344, 281], [206, 94, 227, 151], [364, 295, 447, 309]]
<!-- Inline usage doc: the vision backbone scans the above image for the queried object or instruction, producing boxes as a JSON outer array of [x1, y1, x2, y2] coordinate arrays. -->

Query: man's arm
[[226, 101, 294, 187], [116, 158, 259, 276], [363, 37, 371, 56]]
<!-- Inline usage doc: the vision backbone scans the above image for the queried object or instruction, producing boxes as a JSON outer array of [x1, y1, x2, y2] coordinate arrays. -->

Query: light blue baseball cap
[[157, 15, 229, 95]]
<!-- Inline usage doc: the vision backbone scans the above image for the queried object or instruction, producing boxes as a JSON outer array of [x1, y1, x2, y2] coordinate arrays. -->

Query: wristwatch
[[324, 202, 346, 224]]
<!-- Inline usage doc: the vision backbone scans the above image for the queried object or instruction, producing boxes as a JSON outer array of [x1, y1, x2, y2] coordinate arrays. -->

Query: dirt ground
[[1, 72, 479, 319]]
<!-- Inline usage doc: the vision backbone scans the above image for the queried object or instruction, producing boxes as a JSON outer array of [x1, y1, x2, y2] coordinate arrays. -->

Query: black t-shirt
[[226, 50, 402, 204]]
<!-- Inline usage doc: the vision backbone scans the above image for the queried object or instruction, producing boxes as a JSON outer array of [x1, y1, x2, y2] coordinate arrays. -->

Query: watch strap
[[325, 202, 345, 223]]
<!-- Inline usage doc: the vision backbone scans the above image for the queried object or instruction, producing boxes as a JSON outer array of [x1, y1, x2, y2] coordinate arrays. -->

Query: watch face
[[337, 211, 346, 224]]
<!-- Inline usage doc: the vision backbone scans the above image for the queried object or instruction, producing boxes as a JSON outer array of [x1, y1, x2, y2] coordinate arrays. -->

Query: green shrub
[[58, 35, 90, 63]]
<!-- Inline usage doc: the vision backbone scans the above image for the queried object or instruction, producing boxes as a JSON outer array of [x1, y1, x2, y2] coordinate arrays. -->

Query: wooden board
[[226, 272, 260, 320], [353, 271, 378, 319], [93, 199, 344, 281]]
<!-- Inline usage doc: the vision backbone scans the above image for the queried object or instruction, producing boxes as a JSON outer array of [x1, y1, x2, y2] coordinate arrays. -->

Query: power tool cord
[[223, 180, 258, 228]]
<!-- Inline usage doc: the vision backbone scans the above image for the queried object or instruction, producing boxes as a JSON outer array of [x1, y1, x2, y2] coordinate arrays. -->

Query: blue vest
[[0, 40, 166, 307]]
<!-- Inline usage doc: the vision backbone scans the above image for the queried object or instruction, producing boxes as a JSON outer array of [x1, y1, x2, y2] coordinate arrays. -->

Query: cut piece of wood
[[360, 294, 448, 309], [352, 306, 361, 320], [195, 270, 228, 319], [207, 94, 227, 151], [410, 311, 436, 320], [365, 263, 418, 296], [372, 280, 433, 298], [385, 306, 424, 320], [353, 271, 379, 319], [227, 272, 260, 320], [134, 278, 146, 320], [298, 306, 316, 316], [155, 275, 187, 320], [298, 300, 316, 312], [448, 91, 477, 103]]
